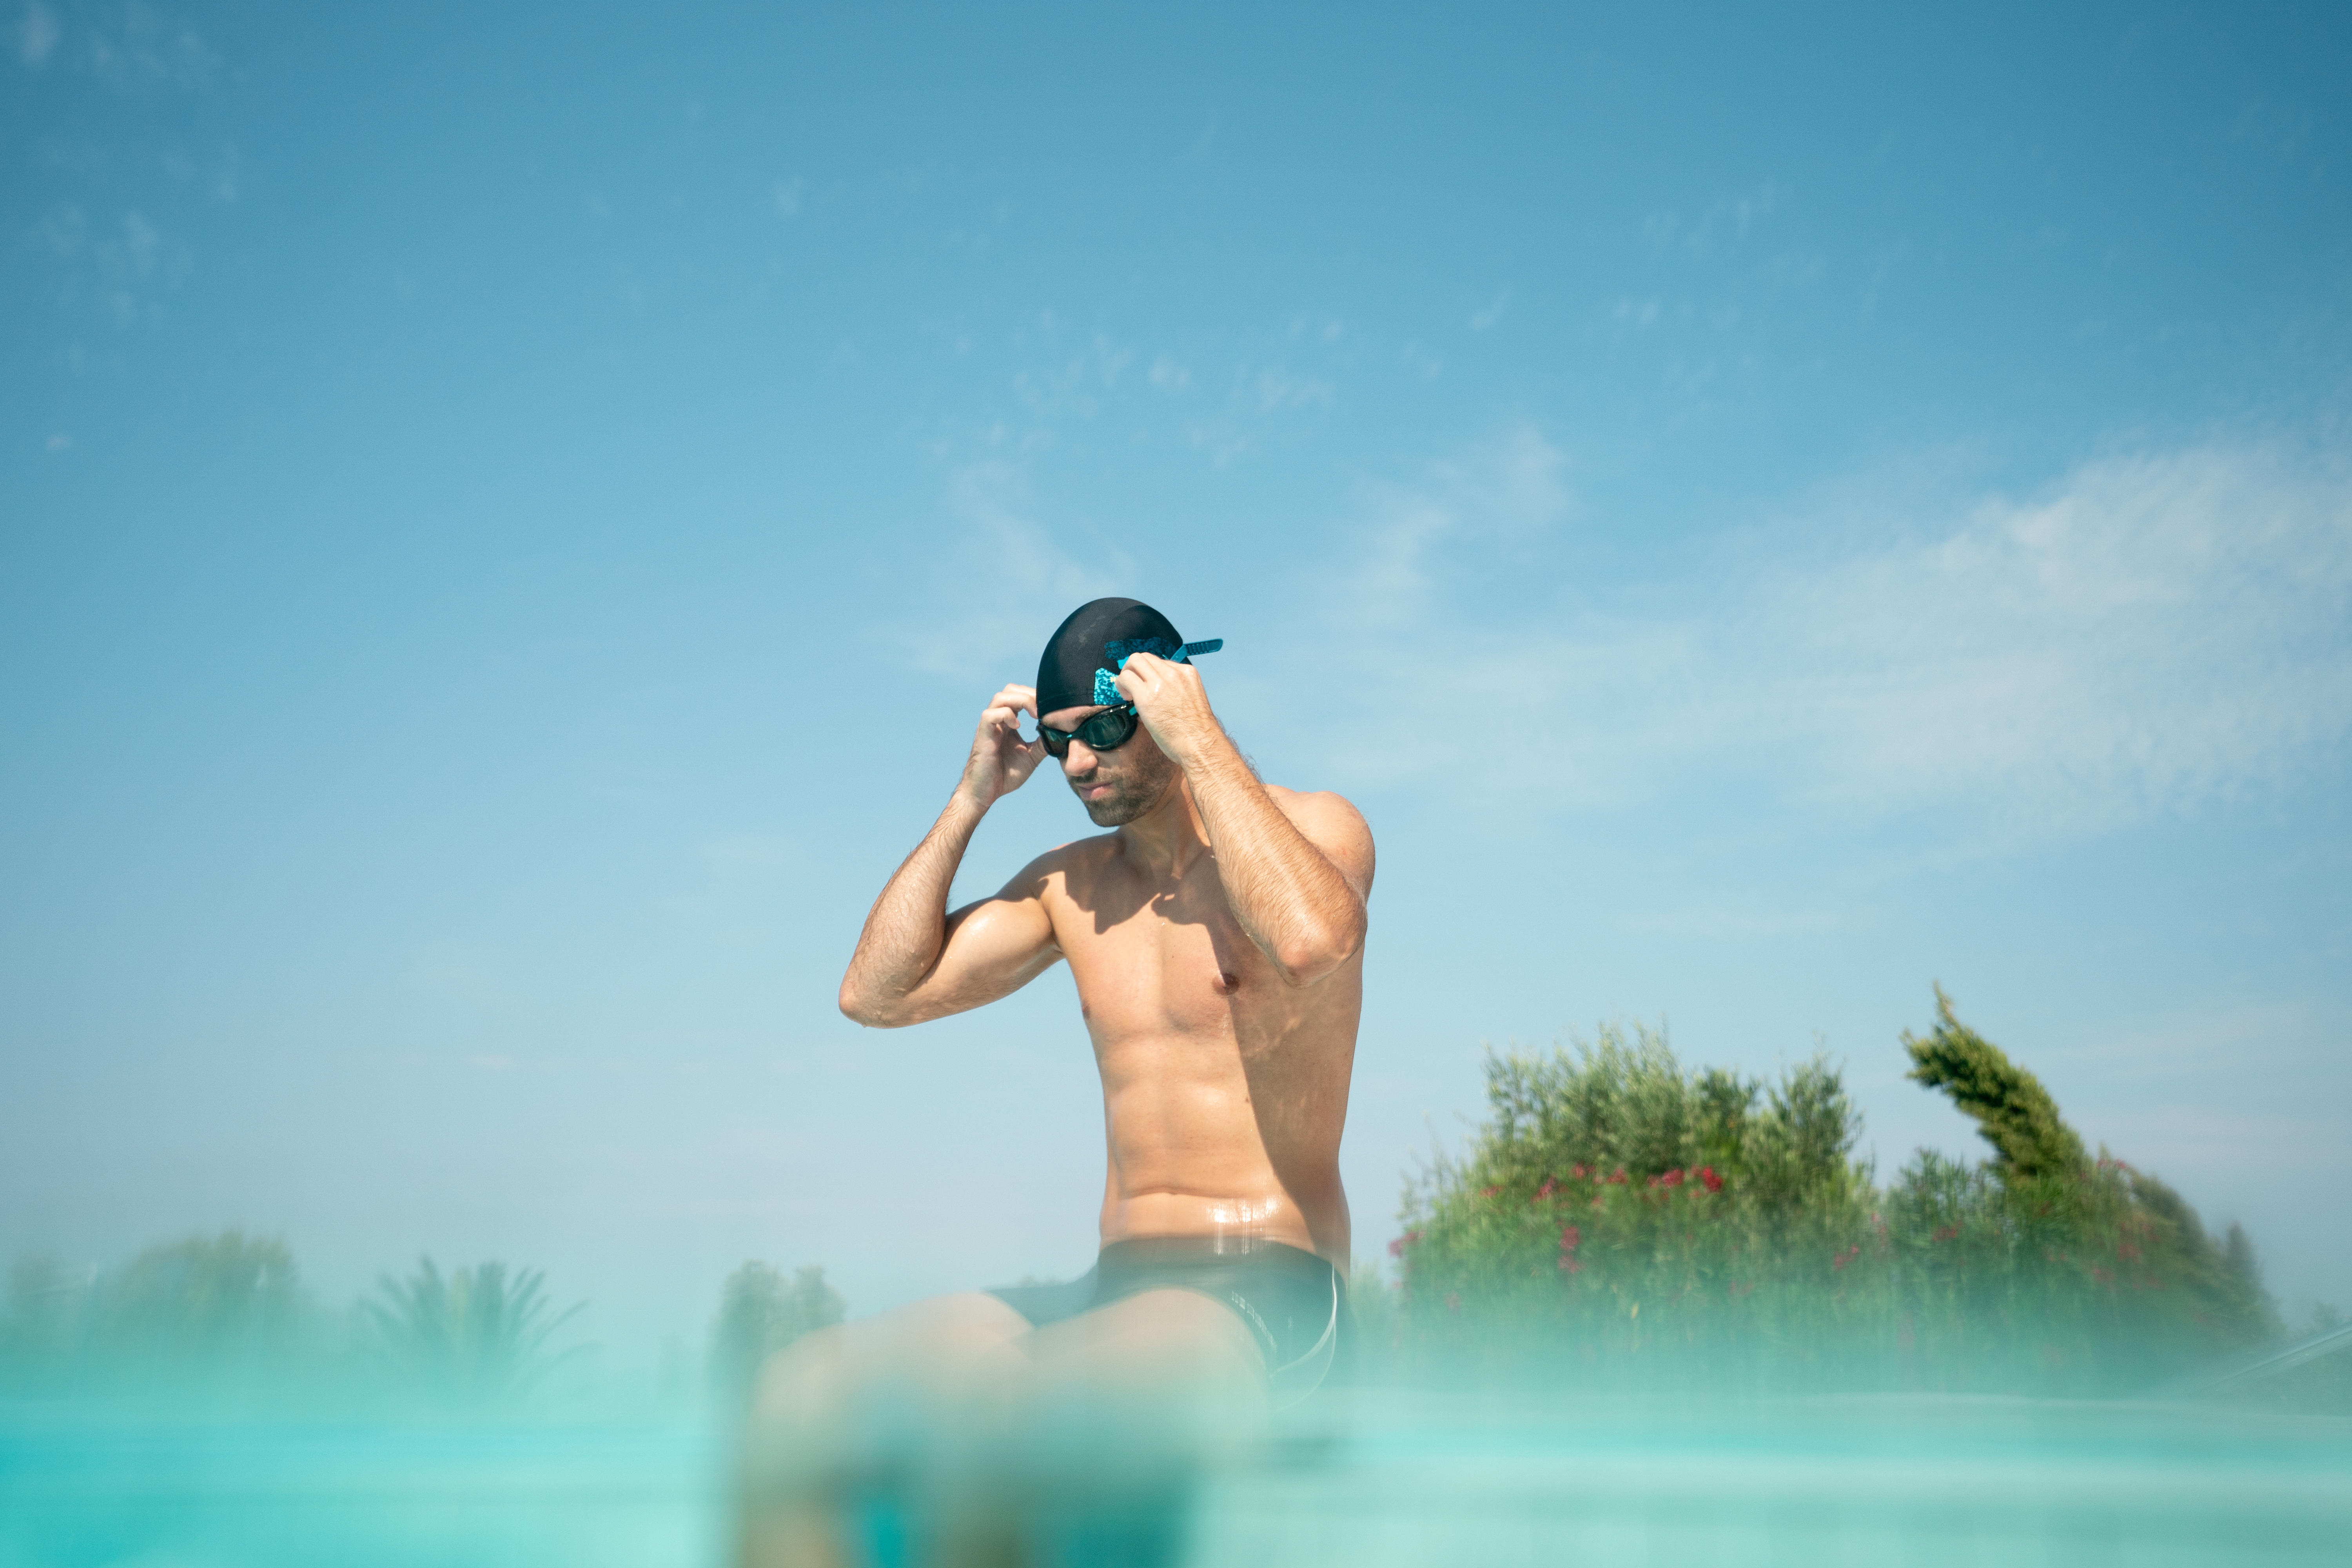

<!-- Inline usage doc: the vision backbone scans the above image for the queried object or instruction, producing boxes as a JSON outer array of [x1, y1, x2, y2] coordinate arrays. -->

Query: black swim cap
[[1036, 597, 1190, 717]]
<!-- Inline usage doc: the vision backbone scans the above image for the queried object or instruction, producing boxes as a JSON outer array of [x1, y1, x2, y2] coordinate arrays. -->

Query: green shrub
[[0, 1231, 325, 1401], [1387, 995, 2280, 1394]]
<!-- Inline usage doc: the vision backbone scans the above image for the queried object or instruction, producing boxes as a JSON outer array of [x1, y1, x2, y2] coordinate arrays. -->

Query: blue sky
[[5, 1, 2350, 1357]]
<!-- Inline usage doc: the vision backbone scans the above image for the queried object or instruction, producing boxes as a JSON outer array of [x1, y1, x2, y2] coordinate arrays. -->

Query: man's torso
[[1036, 786, 1362, 1266]]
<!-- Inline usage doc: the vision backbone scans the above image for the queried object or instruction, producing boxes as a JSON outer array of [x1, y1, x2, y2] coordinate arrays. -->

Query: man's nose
[[1061, 740, 1097, 775]]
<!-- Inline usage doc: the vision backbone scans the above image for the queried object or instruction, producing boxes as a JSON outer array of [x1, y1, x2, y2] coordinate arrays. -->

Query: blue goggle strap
[[1091, 639, 1223, 706]]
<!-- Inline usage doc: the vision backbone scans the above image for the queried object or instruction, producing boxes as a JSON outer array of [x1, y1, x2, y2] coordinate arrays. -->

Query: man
[[745, 597, 1372, 1559]]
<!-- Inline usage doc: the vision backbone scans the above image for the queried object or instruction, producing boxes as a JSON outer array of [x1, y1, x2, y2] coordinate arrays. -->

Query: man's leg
[[739, 1292, 1033, 1568], [954, 1290, 1267, 1563], [1019, 1286, 1266, 1408], [739, 1288, 1270, 1567], [1010, 1288, 1269, 1485]]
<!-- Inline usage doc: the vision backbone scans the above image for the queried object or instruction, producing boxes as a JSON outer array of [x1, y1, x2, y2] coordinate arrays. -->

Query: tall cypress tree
[[1902, 986, 2087, 1182]]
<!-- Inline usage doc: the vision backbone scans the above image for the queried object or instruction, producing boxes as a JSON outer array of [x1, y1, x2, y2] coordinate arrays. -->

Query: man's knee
[[748, 1321, 851, 1426], [877, 1290, 1034, 1365], [748, 1292, 1030, 1430]]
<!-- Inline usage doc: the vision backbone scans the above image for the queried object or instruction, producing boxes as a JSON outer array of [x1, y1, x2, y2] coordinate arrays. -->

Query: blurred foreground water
[[0, 1408, 723, 1568], [6, 1389, 2347, 1567]]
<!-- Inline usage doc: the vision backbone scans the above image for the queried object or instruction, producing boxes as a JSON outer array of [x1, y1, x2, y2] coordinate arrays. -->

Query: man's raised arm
[[1114, 654, 1373, 988], [838, 684, 1063, 1028]]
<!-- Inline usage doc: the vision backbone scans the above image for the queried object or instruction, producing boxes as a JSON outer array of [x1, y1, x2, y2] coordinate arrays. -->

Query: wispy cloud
[[982, 314, 1349, 466], [1302, 433, 2352, 828], [1612, 296, 1661, 330], [85, 2, 215, 89], [1251, 363, 1331, 414], [1744, 444, 2352, 816], [39, 204, 181, 325], [884, 456, 1129, 687], [18, 0, 58, 66], [1011, 332, 1136, 421], [1182, 355, 1342, 463], [1645, 182, 1780, 256], [1325, 421, 1569, 634]]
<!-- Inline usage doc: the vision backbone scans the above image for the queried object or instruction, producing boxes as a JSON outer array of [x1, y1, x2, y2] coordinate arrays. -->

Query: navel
[[1212, 970, 1241, 994]]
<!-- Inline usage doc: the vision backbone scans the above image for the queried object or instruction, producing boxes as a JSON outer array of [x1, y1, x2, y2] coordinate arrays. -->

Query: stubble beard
[[1072, 746, 1179, 827]]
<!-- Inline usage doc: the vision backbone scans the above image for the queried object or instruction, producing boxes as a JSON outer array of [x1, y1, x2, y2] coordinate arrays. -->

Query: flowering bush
[[1383, 997, 2281, 1395]]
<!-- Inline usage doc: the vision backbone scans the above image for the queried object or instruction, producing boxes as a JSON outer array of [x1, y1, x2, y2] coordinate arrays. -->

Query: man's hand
[[960, 684, 1046, 808], [1113, 653, 1223, 770]]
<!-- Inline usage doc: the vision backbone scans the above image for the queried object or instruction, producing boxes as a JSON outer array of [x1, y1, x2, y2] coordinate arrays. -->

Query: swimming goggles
[[1037, 638, 1221, 758], [1039, 704, 1142, 758]]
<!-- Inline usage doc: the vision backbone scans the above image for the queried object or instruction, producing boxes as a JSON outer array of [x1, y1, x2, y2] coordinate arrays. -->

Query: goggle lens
[[1040, 704, 1139, 758]]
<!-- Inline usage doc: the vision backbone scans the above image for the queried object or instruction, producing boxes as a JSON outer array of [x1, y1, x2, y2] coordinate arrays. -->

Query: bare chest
[[1052, 860, 1285, 1043]]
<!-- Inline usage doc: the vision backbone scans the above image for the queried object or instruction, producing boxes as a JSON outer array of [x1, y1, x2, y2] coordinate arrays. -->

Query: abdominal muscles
[[1085, 982, 1356, 1264], [1055, 845, 1362, 1266]]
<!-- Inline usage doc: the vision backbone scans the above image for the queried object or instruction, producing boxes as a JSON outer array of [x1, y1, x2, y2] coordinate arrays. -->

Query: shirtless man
[[744, 597, 1372, 1561]]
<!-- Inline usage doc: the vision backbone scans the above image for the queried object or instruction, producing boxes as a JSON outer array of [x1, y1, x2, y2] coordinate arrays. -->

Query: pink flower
[[1660, 1169, 1685, 1188], [1558, 1256, 1584, 1274], [1535, 1178, 1557, 1201], [1606, 1168, 1627, 1185], [1479, 1185, 1501, 1198], [1698, 1167, 1722, 1194], [1559, 1225, 1581, 1253], [1570, 1164, 1590, 1180]]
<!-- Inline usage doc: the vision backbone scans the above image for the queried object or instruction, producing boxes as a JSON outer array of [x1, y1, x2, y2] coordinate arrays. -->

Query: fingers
[[980, 685, 1037, 717], [1119, 652, 1196, 681], [980, 683, 1040, 731], [1114, 651, 1163, 701], [1112, 652, 1199, 704]]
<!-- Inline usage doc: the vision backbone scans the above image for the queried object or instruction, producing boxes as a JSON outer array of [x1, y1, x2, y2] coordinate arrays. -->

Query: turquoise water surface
[[5, 1392, 2347, 1566]]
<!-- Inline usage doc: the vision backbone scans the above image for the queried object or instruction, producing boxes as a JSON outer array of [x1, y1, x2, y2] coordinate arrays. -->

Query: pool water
[[0, 1411, 723, 1568], [4, 1394, 2346, 1566], [1195, 1393, 2352, 1567]]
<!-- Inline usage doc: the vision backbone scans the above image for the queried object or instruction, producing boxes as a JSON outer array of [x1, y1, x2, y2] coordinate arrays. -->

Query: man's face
[[1041, 705, 1179, 827]]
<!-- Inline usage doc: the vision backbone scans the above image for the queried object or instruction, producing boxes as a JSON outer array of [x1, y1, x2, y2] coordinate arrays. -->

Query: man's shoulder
[[1262, 784, 1374, 890], [1017, 831, 1122, 884], [1263, 783, 1370, 835]]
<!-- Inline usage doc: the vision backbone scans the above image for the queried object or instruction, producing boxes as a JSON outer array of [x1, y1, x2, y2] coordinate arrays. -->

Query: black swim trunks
[[989, 1237, 1346, 1403]]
